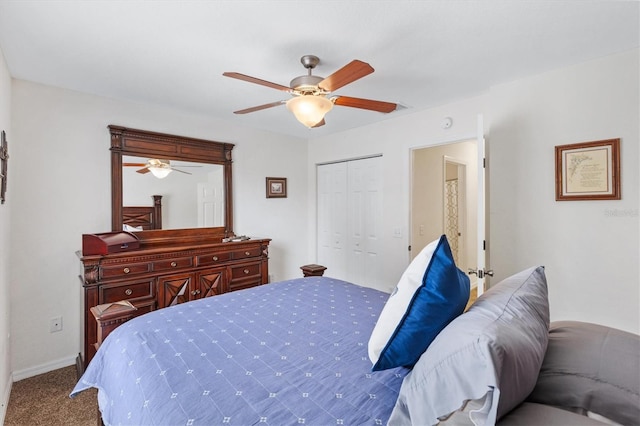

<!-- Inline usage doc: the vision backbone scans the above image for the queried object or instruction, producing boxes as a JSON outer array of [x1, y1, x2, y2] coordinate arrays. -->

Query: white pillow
[[368, 238, 439, 364], [368, 235, 469, 370]]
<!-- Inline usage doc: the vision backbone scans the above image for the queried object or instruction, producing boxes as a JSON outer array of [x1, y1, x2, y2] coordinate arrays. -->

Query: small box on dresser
[[82, 231, 140, 255]]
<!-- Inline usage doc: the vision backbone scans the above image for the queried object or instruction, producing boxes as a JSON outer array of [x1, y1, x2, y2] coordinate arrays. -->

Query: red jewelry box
[[82, 231, 140, 256]]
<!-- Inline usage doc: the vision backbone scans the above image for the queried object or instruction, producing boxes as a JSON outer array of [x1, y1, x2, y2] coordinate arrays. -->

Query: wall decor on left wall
[[0, 130, 7, 204], [266, 177, 287, 198]]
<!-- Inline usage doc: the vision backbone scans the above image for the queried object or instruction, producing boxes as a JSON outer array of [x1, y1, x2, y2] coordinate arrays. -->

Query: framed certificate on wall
[[555, 138, 620, 201]]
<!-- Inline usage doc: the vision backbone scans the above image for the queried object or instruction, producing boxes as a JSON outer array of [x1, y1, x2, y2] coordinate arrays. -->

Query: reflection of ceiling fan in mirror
[[123, 159, 200, 179], [223, 55, 398, 128]]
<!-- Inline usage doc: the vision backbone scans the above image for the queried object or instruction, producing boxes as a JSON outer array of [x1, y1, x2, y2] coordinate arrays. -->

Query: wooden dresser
[[79, 236, 270, 369]]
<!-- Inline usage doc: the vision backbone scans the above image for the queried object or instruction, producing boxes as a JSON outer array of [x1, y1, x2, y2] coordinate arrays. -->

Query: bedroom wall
[[308, 49, 639, 334], [7, 48, 639, 380], [488, 49, 639, 333], [0, 45, 12, 423], [9, 81, 309, 376]]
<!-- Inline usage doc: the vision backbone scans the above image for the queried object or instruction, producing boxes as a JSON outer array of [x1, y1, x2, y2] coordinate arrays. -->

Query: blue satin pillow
[[370, 235, 469, 371]]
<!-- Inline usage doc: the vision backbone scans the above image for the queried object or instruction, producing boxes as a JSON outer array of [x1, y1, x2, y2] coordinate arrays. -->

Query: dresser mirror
[[110, 125, 234, 244], [123, 155, 225, 229]]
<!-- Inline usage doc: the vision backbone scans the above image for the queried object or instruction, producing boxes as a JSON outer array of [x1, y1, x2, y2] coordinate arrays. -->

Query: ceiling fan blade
[[333, 96, 397, 113], [318, 60, 374, 92], [136, 168, 151, 174], [171, 168, 192, 175], [123, 163, 148, 167], [223, 72, 291, 92], [233, 100, 286, 114]]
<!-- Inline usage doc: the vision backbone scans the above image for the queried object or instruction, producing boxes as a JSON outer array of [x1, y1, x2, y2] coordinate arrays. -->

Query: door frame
[[408, 136, 484, 289]]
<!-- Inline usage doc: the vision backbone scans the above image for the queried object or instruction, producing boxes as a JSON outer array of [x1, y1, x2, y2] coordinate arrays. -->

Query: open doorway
[[443, 157, 467, 267], [410, 139, 479, 289]]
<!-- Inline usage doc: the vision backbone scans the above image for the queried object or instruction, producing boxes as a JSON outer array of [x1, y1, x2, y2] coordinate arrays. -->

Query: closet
[[317, 156, 383, 287]]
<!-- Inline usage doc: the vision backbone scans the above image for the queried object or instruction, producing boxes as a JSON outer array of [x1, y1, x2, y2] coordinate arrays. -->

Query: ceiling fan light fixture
[[147, 159, 172, 179], [149, 166, 172, 179], [286, 95, 333, 128]]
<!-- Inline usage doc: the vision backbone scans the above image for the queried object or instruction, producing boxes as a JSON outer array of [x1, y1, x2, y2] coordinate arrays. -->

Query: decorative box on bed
[[78, 230, 270, 369]]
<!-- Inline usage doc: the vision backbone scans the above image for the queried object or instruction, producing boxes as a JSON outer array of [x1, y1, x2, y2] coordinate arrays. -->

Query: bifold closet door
[[317, 156, 382, 287], [317, 162, 348, 280]]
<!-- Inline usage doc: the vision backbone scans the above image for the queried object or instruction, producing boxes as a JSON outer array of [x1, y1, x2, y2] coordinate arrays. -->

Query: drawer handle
[[245, 251, 251, 256], [212, 256, 219, 261], [243, 269, 250, 274], [171, 261, 177, 267], [124, 289, 132, 296], [191, 289, 201, 296], [123, 267, 130, 274]]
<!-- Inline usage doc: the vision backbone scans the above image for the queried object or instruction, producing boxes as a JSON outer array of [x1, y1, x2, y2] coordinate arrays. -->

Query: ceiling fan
[[223, 55, 397, 128], [123, 159, 198, 179]]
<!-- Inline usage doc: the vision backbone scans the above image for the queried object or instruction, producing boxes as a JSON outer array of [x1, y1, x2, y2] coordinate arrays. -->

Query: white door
[[317, 157, 382, 286], [317, 162, 348, 279], [347, 157, 382, 287], [474, 114, 489, 295], [197, 167, 224, 228]]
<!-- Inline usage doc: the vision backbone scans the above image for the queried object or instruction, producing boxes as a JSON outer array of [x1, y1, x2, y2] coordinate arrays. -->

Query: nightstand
[[89, 301, 139, 350], [300, 264, 327, 277]]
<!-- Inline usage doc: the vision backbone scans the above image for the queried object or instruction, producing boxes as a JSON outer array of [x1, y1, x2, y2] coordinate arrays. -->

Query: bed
[[122, 195, 163, 230], [71, 277, 409, 425]]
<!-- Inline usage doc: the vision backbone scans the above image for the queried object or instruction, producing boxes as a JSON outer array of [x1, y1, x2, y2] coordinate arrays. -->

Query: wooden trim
[[109, 125, 235, 236]]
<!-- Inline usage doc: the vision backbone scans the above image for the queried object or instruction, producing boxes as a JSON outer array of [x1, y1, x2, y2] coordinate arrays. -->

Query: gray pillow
[[497, 402, 607, 425], [388, 266, 550, 425], [527, 321, 640, 425]]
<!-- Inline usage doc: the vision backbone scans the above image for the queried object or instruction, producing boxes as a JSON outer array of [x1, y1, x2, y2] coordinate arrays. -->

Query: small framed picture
[[555, 138, 620, 201], [266, 177, 287, 198]]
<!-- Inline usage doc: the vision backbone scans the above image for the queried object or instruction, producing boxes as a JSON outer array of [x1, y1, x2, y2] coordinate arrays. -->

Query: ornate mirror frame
[[110, 125, 234, 245]]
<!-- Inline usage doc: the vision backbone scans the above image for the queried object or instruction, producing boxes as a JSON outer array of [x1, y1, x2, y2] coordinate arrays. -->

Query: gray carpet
[[4, 365, 97, 426]]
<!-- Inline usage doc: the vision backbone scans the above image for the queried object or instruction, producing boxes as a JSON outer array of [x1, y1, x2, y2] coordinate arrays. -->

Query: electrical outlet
[[50, 316, 63, 333]]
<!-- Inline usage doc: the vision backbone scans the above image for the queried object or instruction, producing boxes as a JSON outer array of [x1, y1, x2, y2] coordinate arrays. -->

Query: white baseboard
[[11, 355, 77, 382], [0, 373, 12, 426]]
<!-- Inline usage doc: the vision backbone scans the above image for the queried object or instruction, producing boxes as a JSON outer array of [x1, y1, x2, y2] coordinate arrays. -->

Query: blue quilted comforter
[[71, 277, 408, 425]]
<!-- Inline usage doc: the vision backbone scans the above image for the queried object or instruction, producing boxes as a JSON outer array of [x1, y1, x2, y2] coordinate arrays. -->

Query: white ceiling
[[0, 1, 637, 139]]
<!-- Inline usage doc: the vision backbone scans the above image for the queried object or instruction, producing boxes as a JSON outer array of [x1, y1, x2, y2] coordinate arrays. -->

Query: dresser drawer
[[229, 259, 263, 292], [101, 263, 151, 279], [229, 275, 262, 292], [230, 262, 261, 280], [231, 246, 262, 260], [154, 257, 193, 272], [197, 251, 232, 266], [101, 279, 154, 303]]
